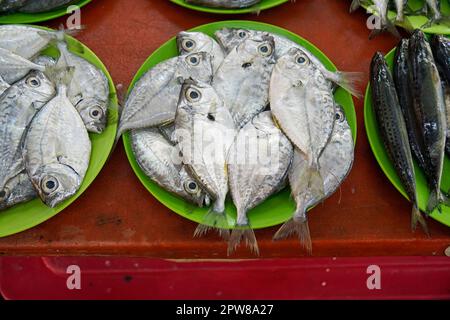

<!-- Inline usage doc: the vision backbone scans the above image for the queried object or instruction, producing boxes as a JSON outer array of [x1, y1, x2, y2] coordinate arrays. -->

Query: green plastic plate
[[123, 20, 357, 230], [169, 0, 289, 14], [364, 48, 450, 228], [0, 0, 92, 24], [0, 25, 118, 238], [361, 0, 450, 35]]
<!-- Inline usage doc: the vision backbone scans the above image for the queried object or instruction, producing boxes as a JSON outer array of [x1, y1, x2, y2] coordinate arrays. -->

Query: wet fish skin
[[444, 85, 450, 156], [430, 35, 450, 86], [177, 31, 225, 73], [23, 69, 91, 208], [0, 47, 46, 84], [214, 28, 362, 97], [130, 127, 209, 207], [0, 71, 56, 192], [175, 79, 236, 239], [19, 0, 77, 13], [274, 106, 355, 253], [270, 47, 336, 198], [213, 34, 276, 128], [371, 51, 428, 234], [409, 30, 447, 213], [184, 0, 261, 8], [0, 75, 9, 95], [56, 42, 110, 134], [394, 39, 430, 179], [0, 0, 27, 13], [118, 52, 214, 139], [33, 55, 56, 67], [0, 170, 36, 210], [227, 111, 293, 255]]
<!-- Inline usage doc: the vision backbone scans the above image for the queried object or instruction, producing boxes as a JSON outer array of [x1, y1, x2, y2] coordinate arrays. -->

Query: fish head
[[177, 31, 212, 55], [178, 78, 220, 115], [236, 34, 276, 65], [179, 52, 214, 84], [214, 28, 254, 53], [18, 70, 56, 107], [179, 166, 210, 207], [75, 97, 108, 133], [33, 163, 81, 208], [276, 47, 317, 85], [370, 51, 388, 76]]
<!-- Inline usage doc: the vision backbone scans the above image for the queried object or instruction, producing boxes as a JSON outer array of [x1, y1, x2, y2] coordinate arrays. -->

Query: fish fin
[[227, 226, 259, 256], [273, 217, 312, 255], [411, 205, 430, 237], [44, 65, 75, 87], [386, 19, 401, 38], [194, 208, 230, 240], [56, 24, 86, 41], [421, 16, 450, 29], [349, 0, 361, 13], [426, 188, 440, 214], [335, 71, 364, 98], [369, 28, 382, 40]]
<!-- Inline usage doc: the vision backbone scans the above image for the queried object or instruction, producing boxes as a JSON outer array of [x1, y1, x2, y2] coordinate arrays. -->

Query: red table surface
[[0, 0, 449, 259]]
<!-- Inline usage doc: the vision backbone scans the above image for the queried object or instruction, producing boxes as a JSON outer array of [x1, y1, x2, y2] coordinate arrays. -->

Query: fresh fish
[[409, 30, 447, 213], [270, 47, 336, 197], [394, 0, 405, 22], [56, 41, 110, 133], [174, 79, 236, 239], [0, 25, 65, 60], [213, 34, 276, 128], [130, 127, 210, 207], [371, 51, 428, 234], [177, 31, 225, 73], [117, 52, 213, 139], [23, 69, 91, 208], [445, 85, 450, 156], [0, 76, 9, 95], [215, 28, 362, 97], [0, 47, 46, 84], [0, 170, 36, 210], [19, 0, 76, 13], [422, 0, 445, 27], [369, 0, 400, 39], [274, 106, 355, 253], [430, 35, 450, 86], [394, 39, 429, 178], [0, 71, 56, 194], [33, 55, 56, 67], [0, 0, 27, 13], [227, 111, 293, 255], [184, 0, 261, 8]]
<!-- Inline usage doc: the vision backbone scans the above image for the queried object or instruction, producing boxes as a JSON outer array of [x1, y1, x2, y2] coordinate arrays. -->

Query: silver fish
[[274, 106, 354, 253], [56, 41, 110, 134], [175, 79, 236, 239], [177, 31, 225, 74], [0, 47, 46, 84], [19, 0, 77, 13], [118, 52, 214, 139], [370, 0, 400, 38], [0, 71, 55, 193], [184, 0, 261, 8], [214, 28, 362, 97], [0, 0, 27, 13], [227, 111, 293, 255], [270, 47, 336, 197], [23, 69, 91, 208], [0, 170, 36, 210], [130, 127, 210, 207], [33, 55, 56, 67], [213, 34, 276, 128], [394, 0, 405, 22], [0, 75, 9, 95]]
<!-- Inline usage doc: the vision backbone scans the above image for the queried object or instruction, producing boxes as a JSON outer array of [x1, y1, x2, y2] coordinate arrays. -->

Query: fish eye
[[26, 76, 41, 88], [41, 176, 59, 195], [182, 39, 196, 51], [238, 30, 247, 38], [0, 188, 9, 201], [184, 180, 199, 194], [187, 54, 201, 66], [185, 87, 201, 102], [89, 106, 104, 120], [335, 109, 345, 122], [296, 54, 309, 65], [258, 43, 273, 57]]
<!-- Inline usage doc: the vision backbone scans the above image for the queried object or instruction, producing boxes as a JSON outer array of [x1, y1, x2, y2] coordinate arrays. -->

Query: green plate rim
[[364, 47, 450, 227], [123, 20, 357, 230], [0, 0, 92, 24], [0, 24, 118, 238], [169, 0, 289, 14]]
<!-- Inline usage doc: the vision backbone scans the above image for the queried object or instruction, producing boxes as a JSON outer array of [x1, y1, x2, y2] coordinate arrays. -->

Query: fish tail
[[386, 19, 401, 39], [411, 205, 430, 237], [194, 206, 230, 240], [44, 65, 75, 88], [227, 226, 259, 256], [349, 0, 361, 13], [421, 15, 450, 29], [273, 217, 312, 255], [426, 188, 440, 214], [335, 71, 364, 98]]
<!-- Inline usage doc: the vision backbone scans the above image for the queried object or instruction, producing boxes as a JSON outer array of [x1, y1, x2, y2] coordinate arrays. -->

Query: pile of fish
[[0, 25, 110, 211], [119, 28, 357, 255], [350, 0, 449, 38], [0, 0, 79, 14], [183, 0, 261, 9], [370, 30, 450, 236]]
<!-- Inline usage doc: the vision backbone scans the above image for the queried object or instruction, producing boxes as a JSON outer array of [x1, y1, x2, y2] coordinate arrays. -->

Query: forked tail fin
[[193, 208, 230, 241], [273, 217, 312, 255], [335, 71, 364, 98], [411, 205, 430, 237], [227, 226, 259, 256]]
